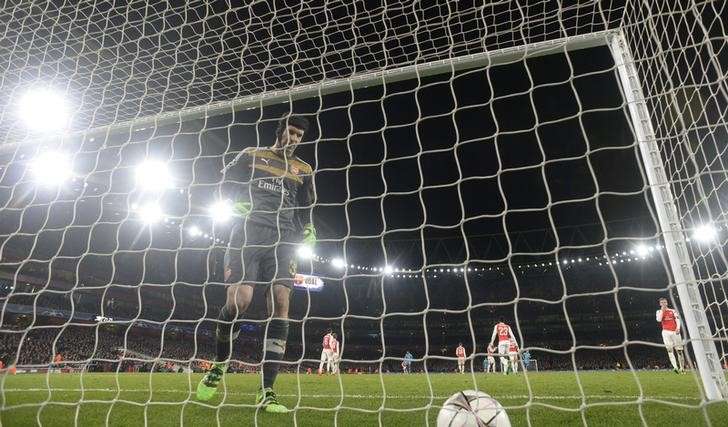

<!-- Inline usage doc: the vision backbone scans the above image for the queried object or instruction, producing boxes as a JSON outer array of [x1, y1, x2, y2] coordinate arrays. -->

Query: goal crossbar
[[1, 30, 618, 153]]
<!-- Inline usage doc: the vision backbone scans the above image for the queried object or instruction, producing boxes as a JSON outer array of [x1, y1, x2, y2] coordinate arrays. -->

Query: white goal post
[[609, 31, 728, 400]]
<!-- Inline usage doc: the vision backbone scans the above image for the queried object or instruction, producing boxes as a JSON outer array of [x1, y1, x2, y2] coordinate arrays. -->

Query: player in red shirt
[[657, 297, 685, 373], [489, 318, 518, 374], [318, 330, 335, 374], [455, 343, 466, 374]]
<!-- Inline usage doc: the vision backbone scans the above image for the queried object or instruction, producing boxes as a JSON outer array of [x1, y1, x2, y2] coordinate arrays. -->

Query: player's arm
[[296, 170, 316, 244], [220, 148, 253, 216], [489, 325, 498, 346], [508, 327, 518, 347], [674, 310, 682, 333], [656, 309, 663, 322]]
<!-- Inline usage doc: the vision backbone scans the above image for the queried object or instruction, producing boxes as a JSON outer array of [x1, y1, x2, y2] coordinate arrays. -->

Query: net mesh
[[1, 0, 727, 425]]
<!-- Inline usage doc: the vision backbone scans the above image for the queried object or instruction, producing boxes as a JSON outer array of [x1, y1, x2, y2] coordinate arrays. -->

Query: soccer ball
[[437, 390, 511, 427]]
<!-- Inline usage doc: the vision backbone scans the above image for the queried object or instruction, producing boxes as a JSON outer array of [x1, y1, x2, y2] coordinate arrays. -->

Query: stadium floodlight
[[383, 265, 393, 275], [693, 224, 717, 243], [18, 87, 69, 131], [635, 244, 649, 257], [30, 151, 72, 186], [331, 257, 345, 269], [187, 226, 202, 238], [297, 245, 314, 259], [135, 161, 172, 191], [137, 203, 163, 224], [208, 200, 233, 223]]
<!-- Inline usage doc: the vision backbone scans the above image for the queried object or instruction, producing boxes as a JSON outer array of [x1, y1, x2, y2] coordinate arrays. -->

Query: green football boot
[[256, 387, 288, 413], [196, 362, 226, 401]]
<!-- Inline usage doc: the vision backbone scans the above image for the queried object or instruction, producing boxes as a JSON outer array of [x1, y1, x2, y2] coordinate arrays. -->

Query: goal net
[[0, 1, 726, 425]]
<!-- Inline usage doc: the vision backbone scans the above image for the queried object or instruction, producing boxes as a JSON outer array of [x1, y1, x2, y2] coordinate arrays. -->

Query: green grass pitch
[[1, 371, 726, 426]]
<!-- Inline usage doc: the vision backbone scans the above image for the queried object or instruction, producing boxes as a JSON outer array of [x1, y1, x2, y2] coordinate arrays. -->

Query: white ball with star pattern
[[437, 390, 511, 427]]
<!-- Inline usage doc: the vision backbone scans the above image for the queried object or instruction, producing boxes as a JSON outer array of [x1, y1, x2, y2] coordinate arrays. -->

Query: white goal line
[[2, 388, 701, 402]]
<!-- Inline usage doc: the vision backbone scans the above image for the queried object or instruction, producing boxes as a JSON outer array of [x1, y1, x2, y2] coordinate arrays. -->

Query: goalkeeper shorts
[[224, 221, 298, 288]]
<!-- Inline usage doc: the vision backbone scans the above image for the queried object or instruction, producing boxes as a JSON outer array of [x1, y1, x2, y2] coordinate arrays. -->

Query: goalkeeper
[[197, 115, 315, 413]]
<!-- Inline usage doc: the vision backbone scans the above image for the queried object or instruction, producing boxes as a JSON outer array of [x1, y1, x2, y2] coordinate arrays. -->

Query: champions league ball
[[437, 390, 511, 427]]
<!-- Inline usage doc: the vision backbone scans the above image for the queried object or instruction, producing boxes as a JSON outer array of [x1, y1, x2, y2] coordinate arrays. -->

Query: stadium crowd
[[1, 317, 679, 375]]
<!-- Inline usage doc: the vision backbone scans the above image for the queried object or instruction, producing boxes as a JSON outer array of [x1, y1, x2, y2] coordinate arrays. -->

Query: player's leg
[[676, 349, 686, 372], [318, 350, 327, 374], [197, 283, 254, 401], [256, 283, 291, 412], [218, 284, 254, 358], [197, 224, 257, 402], [511, 355, 518, 373], [252, 228, 297, 412], [498, 342, 509, 374], [327, 350, 334, 373], [662, 331, 679, 372], [673, 334, 686, 372]]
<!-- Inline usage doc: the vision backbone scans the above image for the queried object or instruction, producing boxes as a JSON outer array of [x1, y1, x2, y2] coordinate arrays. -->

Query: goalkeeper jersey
[[222, 147, 314, 233]]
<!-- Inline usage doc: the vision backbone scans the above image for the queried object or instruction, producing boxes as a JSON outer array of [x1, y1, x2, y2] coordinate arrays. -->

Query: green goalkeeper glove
[[302, 223, 316, 245], [233, 201, 251, 217]]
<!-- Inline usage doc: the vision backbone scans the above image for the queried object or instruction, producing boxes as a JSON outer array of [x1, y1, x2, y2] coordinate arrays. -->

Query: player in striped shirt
[[489, 319, 518, 375], [456, 343, 466, 374], [657, 297, 685, 373], [318, 330, 335, 375]]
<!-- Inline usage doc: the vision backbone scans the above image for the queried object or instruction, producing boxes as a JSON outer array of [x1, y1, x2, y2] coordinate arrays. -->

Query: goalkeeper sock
[[216, 305, 237, 362], [262, 319, 289, 389], [667, 351, 678, 370]]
